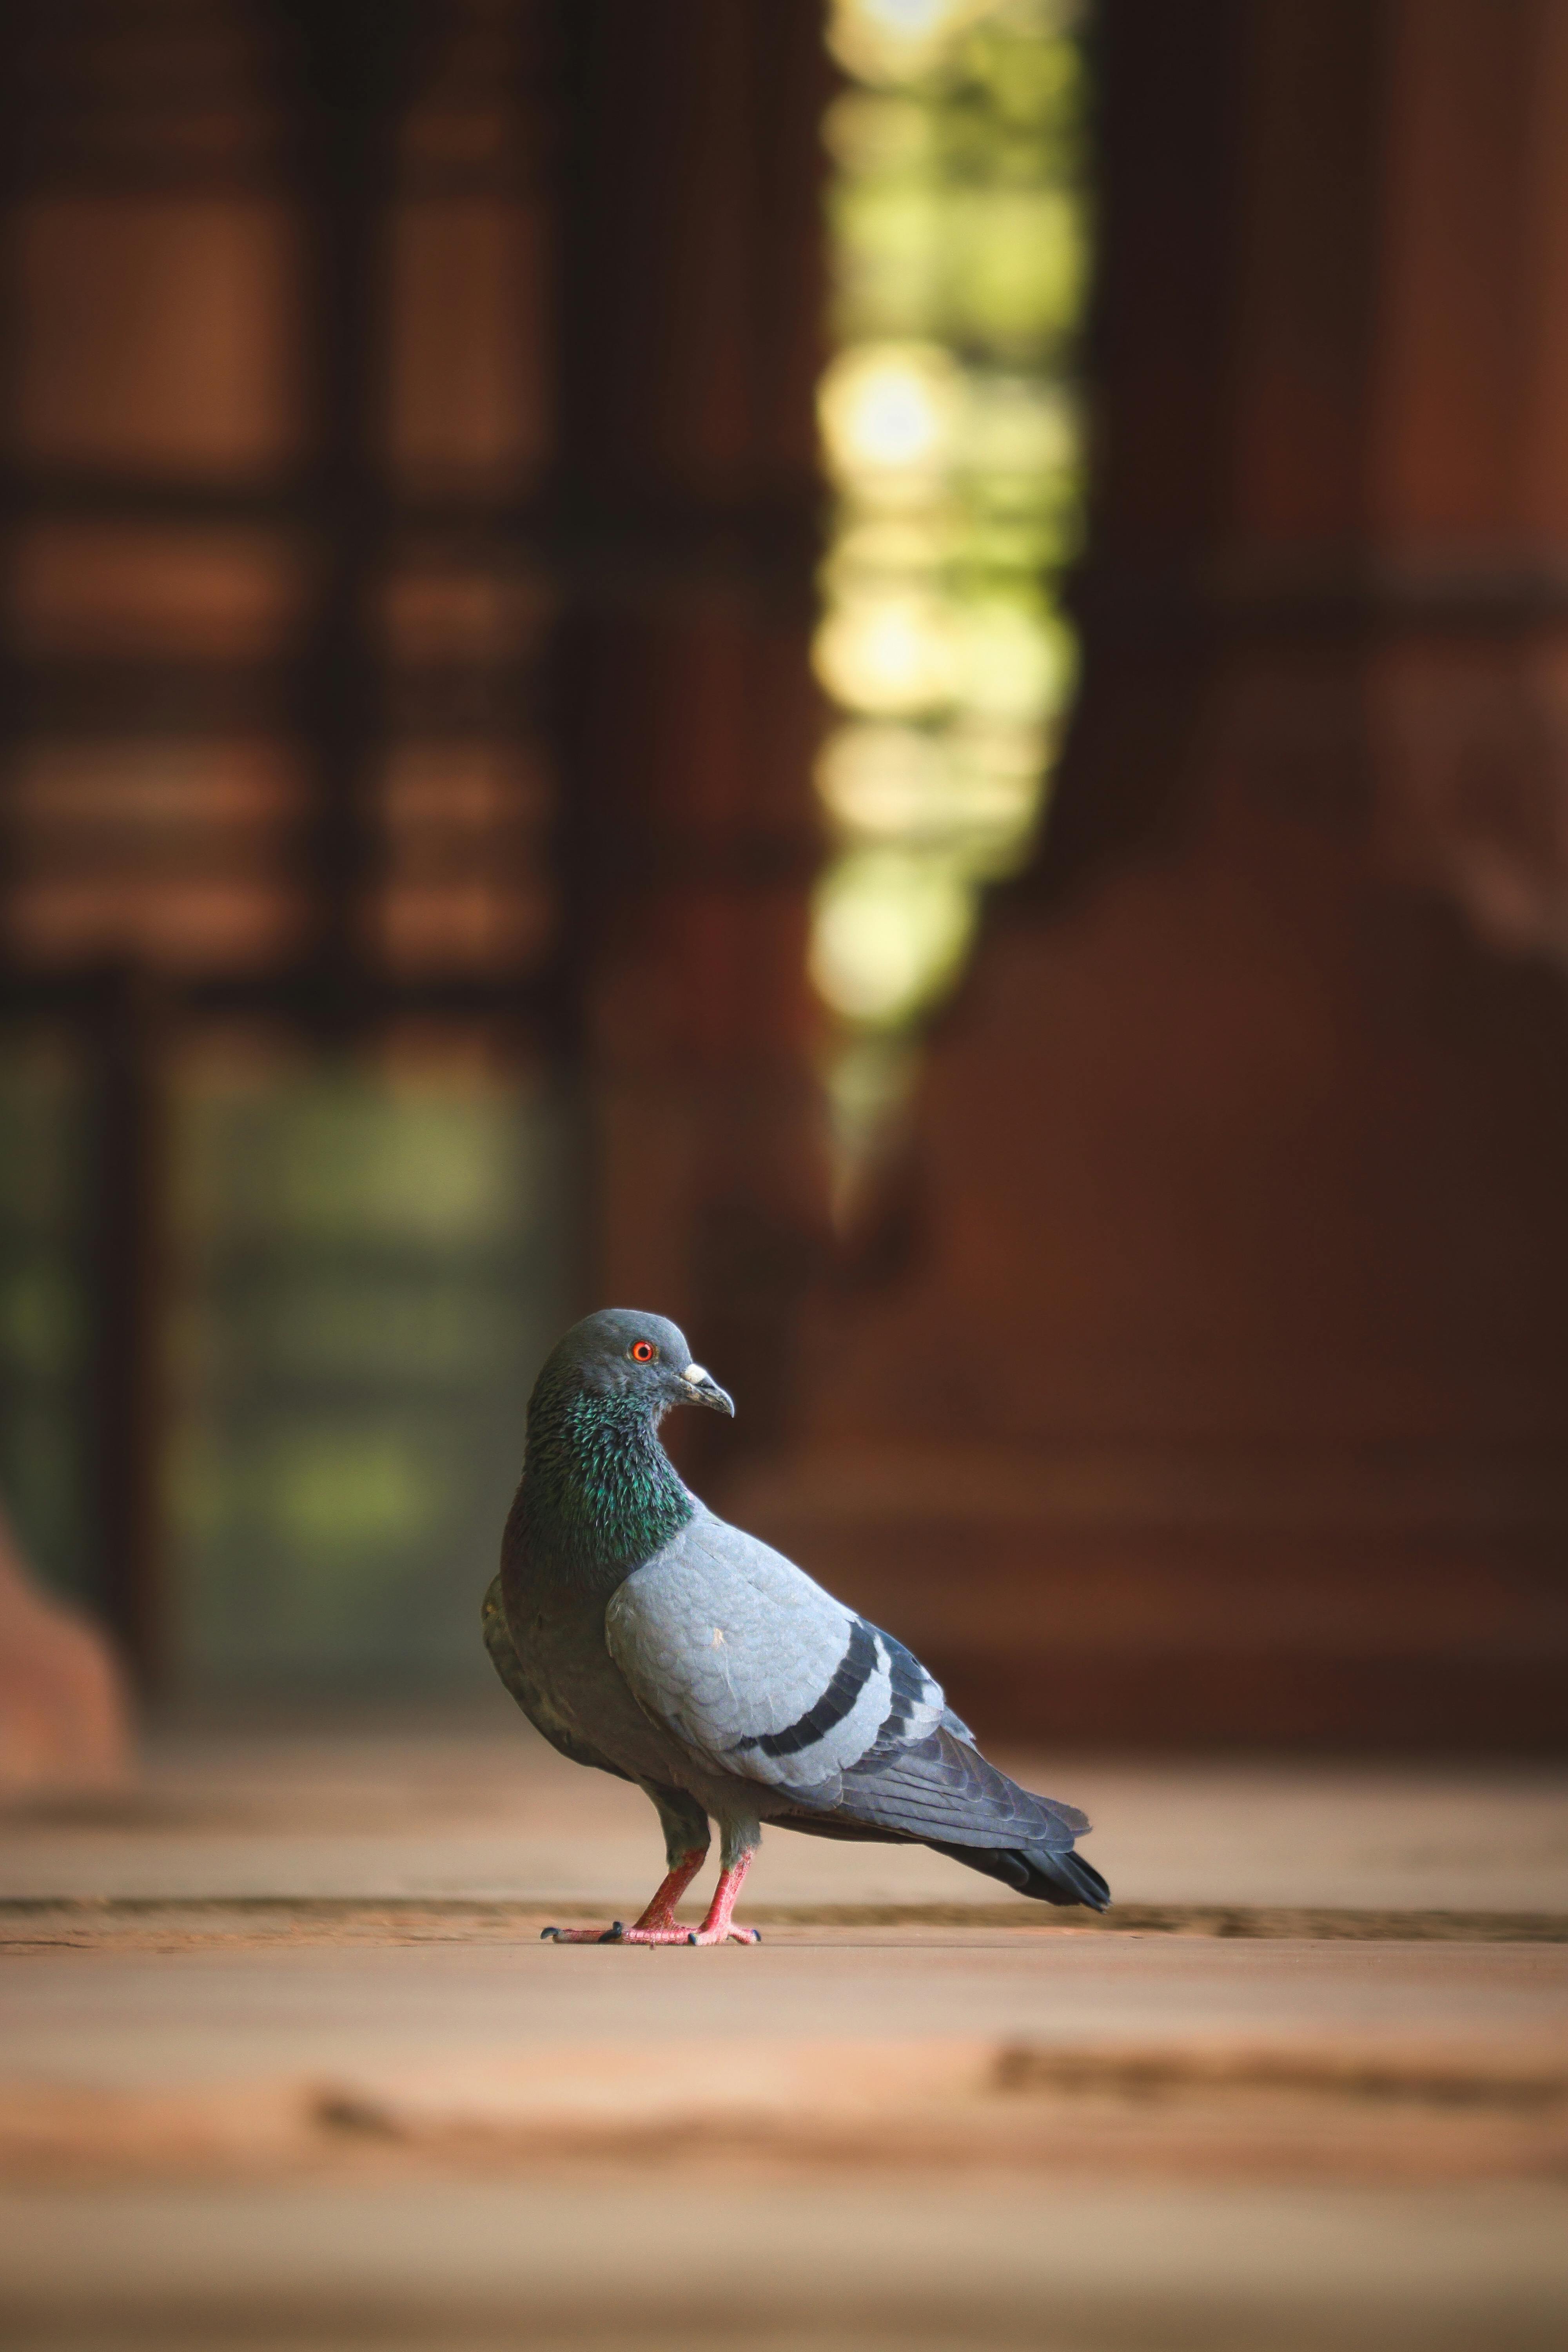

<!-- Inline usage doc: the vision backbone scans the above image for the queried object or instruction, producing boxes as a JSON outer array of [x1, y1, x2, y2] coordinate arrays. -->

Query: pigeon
[[485, 1307, 1110, 1944]]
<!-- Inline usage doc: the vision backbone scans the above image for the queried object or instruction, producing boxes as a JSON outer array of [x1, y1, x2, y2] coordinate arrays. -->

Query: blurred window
[[0, 1039, 93, 1608], [0, 0, 568, 1690], [173, 1047, 565, 1688]]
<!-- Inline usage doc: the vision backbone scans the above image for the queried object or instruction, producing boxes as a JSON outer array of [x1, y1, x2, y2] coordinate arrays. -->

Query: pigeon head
[[518, 1310, 733, 1577], [538, 1308, 735, 1422]]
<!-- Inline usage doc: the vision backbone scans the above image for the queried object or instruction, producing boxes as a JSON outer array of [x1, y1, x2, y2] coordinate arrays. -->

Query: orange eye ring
[[630, 1340, 657, 1363]]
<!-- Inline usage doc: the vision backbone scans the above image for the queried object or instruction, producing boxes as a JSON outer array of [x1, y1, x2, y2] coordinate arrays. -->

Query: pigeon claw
[[598, 1921, 626, 1944]]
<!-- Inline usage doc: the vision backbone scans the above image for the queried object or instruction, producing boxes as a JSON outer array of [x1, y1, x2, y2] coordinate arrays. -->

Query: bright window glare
[[812, 0, 1088, 1165], [829, 0, 1000, 83]]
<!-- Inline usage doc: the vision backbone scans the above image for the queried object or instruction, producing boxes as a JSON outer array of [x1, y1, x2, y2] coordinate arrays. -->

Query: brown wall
[[722, 0, 1568, 1753]]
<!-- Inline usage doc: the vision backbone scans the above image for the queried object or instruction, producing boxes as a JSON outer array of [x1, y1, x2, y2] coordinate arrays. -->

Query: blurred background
[[1, 13, 1566, 2347], [2, 0, 1567, 1760]]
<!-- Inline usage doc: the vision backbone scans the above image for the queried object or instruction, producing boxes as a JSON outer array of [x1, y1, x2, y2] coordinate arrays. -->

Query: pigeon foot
[[539, 1920, 760, 1945], [684, 1853, 757, 1944], [539, 1846, 718, 1945], [541, 1851, 760, 1947]]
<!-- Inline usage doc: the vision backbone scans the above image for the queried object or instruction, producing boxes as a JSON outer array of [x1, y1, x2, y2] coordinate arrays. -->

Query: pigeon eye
[[630, 1340, 657, 1363]]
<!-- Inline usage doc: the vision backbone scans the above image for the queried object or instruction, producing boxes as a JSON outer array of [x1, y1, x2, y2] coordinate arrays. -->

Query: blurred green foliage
[[0, 1035, 92, 1603], [172, 1064, 568, 1686]]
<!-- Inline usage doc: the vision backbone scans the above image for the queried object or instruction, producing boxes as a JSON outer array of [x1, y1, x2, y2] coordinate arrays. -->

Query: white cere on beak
[[682, 1363, 710, 1386]]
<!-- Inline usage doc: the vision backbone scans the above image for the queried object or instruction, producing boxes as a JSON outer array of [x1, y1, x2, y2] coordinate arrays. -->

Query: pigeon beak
[[681, 1362, 735, 1417]]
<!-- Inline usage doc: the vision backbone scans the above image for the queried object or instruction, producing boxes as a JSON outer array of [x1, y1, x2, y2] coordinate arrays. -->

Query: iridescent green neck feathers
[[517, 1372, 695, 1580]]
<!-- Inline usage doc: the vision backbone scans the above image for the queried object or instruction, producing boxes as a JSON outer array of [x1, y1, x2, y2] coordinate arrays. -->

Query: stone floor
[[1, 1689, 1565, 2348]]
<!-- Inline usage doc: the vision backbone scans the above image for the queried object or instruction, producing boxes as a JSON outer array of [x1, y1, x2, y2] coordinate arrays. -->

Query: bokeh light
[[818, 342, 962, 492], [812, 0, 1089, 1176], [814, 587, 962, 715], [827, 0, 1000, 87], [811, 845, 977, 1025]]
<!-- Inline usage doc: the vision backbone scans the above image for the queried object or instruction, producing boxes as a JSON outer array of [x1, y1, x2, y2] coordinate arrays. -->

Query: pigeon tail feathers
[[791, 1726, 1111, 1909], [926, 1838, 1112, 1911]]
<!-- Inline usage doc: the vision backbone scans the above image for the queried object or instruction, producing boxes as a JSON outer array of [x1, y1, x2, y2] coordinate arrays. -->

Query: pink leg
[[541, 1847, 716, 1945], [685, 1850, 760, 1945], [629, 1846, 708, 1931]]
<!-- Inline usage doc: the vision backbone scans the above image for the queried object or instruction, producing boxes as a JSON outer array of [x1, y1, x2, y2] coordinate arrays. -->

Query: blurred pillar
[[1365, 0, 1568, 959], [0, 1495, 131, 1795], [87, 967, 169, 1689], [729, 0, 1568, 1751], [281, 0, 404, 1029], [550, 0, 831, 1462]]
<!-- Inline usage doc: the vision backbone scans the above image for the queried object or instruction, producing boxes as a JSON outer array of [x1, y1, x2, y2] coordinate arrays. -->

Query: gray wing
[[601, 1514, 1074, 1833], [604, 1515, 944, 1798], [604, 1515, 1103, 1906]]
